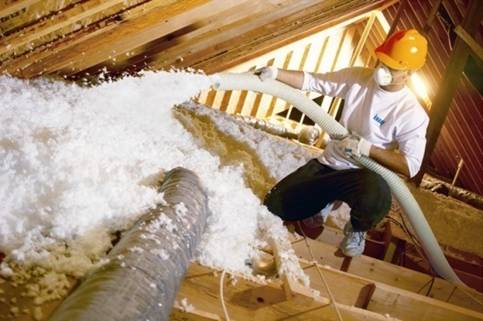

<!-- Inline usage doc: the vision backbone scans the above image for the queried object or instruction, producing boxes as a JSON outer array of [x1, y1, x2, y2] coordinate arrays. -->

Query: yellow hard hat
[[375, 29, 428, 70]]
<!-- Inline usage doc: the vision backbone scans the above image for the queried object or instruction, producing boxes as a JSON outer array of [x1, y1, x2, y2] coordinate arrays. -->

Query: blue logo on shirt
[[373, 114, 385, 126]]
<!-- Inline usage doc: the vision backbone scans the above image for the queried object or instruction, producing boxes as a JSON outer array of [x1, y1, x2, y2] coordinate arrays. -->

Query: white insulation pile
[[0, 71, 310, 290]]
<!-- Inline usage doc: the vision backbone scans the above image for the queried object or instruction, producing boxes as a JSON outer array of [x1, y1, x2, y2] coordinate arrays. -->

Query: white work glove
[[334, 134, 372, 158], [254, 66, 278, 81]]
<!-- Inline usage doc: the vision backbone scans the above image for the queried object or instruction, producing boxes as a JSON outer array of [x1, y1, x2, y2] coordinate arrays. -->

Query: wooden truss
[[0, 0, 397, 78], [171, 233, 483, 321]]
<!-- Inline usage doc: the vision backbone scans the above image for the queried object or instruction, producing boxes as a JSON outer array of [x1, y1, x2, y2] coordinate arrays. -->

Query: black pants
[[263, 159, 392, 232]]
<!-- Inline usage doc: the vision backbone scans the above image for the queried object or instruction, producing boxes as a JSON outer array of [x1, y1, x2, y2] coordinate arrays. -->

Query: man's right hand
[[254, 66, 278, 81]]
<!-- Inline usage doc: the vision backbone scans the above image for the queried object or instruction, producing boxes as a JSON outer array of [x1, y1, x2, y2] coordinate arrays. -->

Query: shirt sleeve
[[301, 68, 355, 98], [395, 109, 429, 178]]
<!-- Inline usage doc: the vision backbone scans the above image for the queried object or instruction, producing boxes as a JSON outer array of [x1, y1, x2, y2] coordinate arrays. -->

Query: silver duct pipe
[[210, 72, 463, 285], [48, 168, 209, 321]]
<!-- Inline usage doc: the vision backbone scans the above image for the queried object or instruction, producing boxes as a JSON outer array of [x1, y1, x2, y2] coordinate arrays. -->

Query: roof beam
[[176, 261, 483, 321], [0, 0, 127, 57], [0, 0, 41, 20], [292, 235, 483, 312], [454, 25, 483, 62], [80, 0, 271, 76], [0, 0, 179, 74], [414, 0, 483, 185], [18, 0, 245, 77], [177, 263, 396, 321], [118, 0, 323, 73], [155, 0, 397, 73]]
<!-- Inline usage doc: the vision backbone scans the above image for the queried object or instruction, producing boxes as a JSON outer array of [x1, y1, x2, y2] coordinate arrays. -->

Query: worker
[[258, 29, 429, 256]]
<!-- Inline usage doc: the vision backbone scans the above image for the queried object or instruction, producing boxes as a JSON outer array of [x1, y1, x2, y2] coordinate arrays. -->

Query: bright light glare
[[410, 73, 431, 107]]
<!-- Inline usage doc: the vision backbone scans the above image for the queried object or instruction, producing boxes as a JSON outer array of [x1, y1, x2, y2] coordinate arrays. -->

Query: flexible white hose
[[209, 72, 463, 285]]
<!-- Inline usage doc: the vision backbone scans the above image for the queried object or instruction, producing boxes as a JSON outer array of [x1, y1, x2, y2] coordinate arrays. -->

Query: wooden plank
[[175, 261, 483, 321], [0, 0, 41, 20], [2, 22, 120, 75], [386, 0, 408, 37], [292, 234, 483, 312], [180, 0, 319, 64], [7, 0, 392, 78], [414, 0, 483, 184], [284, 42, 312, 121], [175, 263, 400, 321], [95, 0, 269, 73], [188, 0, 397, 73], [145, 0, 390, 72], [300, 259, 483, 321], [454, 25, 483, 62], [175, 270, 255, 321], [1, 0, 176, 74], [19, 0, 244, 77], [326, 27, 349, 119], [369, 282, 483, 321], [422, 0, 443, 33], [5, 0, 202, 74], [0, 0, 127, 56], [0, 0, 78, 36], [167, 4, 370, 117], [171, 304, 223, 321]]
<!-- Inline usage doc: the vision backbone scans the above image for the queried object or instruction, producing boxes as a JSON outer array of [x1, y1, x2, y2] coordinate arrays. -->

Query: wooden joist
[[415, 0, 483, 184], [1, 0, 396, 78], [454, 25, 483, 62], [16, 0, 246, 77], [0, 0, 129, 57], [105, 0, 387, 77], [295, 226, 483, 312], [174, 228, 483, 321], [172, 302, 223, 321], [91, 0, 271, 75], [301, 259, 483, 321], [173, 259, 483, 321], [162, 0, 397, 73], [175, 263, 394, 321], [104, 0, 322, 72], [0, 0, 178, 74], [0, 0, 41, 20]]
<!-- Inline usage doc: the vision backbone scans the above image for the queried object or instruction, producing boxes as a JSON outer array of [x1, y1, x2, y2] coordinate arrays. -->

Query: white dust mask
[[374, 65, 393, 86]]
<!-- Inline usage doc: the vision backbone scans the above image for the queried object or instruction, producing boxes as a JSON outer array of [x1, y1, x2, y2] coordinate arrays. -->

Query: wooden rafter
[[173, 0, 397, 73], [415, 0, 483, 185], [292, 231, 483, 313], [0, 0, 128, 57], [89, 0, 271, 75], [105, 0, 394, 76], [16, 0, 247, 77], [0, 0, 181, 74], [173, 258, 483, 321], [175, 263, 390, 321], [0, 0, 42, 20], [1, 0, 188, 73], [454, 25, 483, 62], [1, 0, 397, 78]]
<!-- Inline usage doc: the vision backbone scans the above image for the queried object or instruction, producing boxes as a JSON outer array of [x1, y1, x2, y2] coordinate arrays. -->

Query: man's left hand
[[335, 134, 372, 158]]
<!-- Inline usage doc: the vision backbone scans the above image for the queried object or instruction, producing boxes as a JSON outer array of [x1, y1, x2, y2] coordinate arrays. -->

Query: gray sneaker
[[340, 222, 367, 257]]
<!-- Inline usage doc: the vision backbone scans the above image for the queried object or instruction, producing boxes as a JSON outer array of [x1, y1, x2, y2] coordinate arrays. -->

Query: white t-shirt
[[302, 67, 429, 178]]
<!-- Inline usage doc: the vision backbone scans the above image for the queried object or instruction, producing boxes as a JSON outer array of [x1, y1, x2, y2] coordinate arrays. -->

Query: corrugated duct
[[48, 168, 208, 321]]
